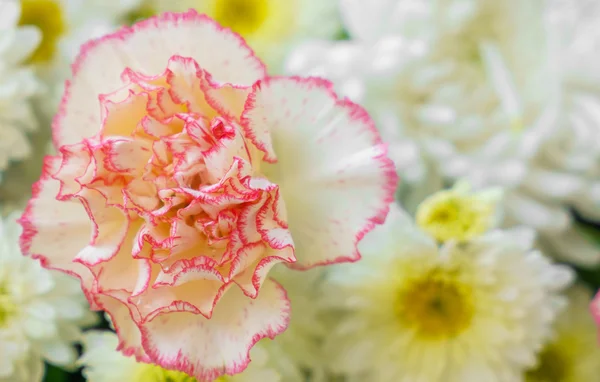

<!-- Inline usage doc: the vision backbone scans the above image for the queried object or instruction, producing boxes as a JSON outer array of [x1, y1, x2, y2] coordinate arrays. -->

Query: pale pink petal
[[90, 222, 153, 296], [241, 77, 397, 268], [19, 157, 95, 293], [137, 278, 229, 320], [202, 72, 253, 121], [231, 244, 293, 298], [54, 10, 266, 147], [74, 190, 130, 266], [140, 278, 289, 381], [95, 294, 149, 361], [166, 55, 217, 119]]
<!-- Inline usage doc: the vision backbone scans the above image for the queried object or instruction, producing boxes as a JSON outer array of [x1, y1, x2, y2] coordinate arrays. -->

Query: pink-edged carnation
[[18, 10, 397, 382]]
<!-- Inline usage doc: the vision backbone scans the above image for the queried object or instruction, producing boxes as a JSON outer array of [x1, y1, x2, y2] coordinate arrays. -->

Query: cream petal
[[54, 10, 266, 147], [241, 77, 397, 268], [140, 279, 289, 381]]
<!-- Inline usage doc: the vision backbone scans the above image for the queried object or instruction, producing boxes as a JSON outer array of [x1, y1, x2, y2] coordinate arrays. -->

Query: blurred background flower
[[0, 213, 97, 382], [0, 0, 42, 180]]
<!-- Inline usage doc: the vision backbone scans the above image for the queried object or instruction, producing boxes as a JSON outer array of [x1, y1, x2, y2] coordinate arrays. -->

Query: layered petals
[[54, 10, 266, 147]]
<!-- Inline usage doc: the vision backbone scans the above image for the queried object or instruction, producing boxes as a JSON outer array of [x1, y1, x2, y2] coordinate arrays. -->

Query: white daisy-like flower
[[155, 0, 341, 72], [15, 0, 142, 118], [80, 330, 281, 382], [266, 266, 328, 382], [322, 204, 573, 382], [0, 213, 97, 382], [0, 0, 42, 177], [286, 0, 600, 266], [526, 284, 600, 381]]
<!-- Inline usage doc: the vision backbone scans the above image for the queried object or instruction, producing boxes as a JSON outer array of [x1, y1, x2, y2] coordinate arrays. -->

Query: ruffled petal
[[140, 278, 289, 381], [241, 77, 397, 268], [54, 10, 266, 147], [18, 157, 95, 297]]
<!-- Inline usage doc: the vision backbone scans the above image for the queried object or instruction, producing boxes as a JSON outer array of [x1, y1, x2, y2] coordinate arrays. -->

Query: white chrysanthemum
[[322, 204, 573, 382], [517, 0, 600, 266], [15, 0, 142, 118], [0, 213, 97, 382], [286, 0, 600, 266], [525, 284, 600, 381], [80, 330, 281, 382], [266, 266, 328, 382], [155, 0, 341, 72], [0, 0, 42, 176], [287, 0, 555, 212]]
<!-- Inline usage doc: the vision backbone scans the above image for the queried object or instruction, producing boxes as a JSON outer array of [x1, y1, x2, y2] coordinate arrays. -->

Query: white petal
[[241, 77, 397, 268]]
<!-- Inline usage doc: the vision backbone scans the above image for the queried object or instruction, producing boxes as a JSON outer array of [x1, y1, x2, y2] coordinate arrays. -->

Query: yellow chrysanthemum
[[416, 181, 502, 242]]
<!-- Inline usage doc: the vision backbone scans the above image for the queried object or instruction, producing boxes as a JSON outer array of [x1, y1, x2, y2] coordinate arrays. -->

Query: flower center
[[18, 0, 66, 63], [416, 189, 493, 242], [0, 285, 17, 327], [525, 345, 569, 382], [396, 271, 474, 340], [213, 0, 269, 36]]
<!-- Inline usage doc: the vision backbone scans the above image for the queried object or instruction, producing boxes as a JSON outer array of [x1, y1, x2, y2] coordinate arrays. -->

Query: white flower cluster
[[286, 0, 600, 267], [0, 214, 96, 382]]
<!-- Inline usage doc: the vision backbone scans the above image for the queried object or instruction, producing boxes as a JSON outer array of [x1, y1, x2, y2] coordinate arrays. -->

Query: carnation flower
[[155, 0, 341, 72], [80, 330, 281, 382], [0, 213, 97, 382], [323, 204, 573, 381], [18, 10, 396, 381], [527, 284, 600, 382], [0, 0, 42, 177], [286, 0, 600, 266]]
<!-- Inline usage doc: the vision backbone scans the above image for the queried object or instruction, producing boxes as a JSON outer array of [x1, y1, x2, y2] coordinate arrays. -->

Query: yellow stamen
[[416, 183, 499, 242], [0, 285, 17, 326], [18, 0, 66, 64], [396, 269, 474, 340], [213, 0, 269, 36]]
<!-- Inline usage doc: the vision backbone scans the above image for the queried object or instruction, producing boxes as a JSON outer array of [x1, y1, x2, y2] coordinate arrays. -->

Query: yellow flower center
[[18, 0, 66, 63], [124, 3, 157, 25], [525, 345, 569, 382], [416, 189, 494, 242], [396, 270, 474, 340], [0, 285, 17, 326], [136, 364, 229, 382], [213, 0, 269, 36]]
